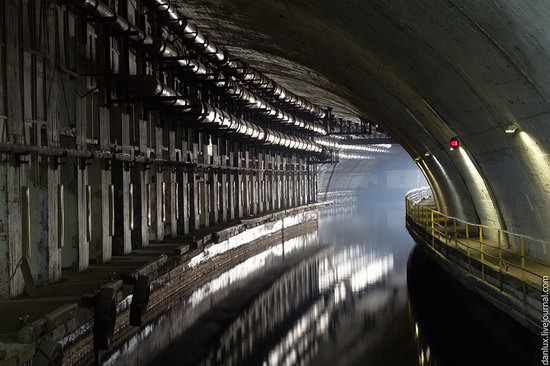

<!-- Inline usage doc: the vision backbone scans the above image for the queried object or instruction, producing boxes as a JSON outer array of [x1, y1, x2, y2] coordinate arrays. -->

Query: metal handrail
[[405, 188, 550, 314], [406, 188, 550, 248]]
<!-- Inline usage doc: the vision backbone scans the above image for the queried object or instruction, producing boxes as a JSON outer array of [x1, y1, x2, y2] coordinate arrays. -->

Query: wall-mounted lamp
[[449, 136, 460, 150], [505, 124, 519, 134]]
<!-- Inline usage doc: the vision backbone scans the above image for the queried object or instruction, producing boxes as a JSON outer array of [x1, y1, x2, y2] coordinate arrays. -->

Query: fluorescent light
[[505, 124, 518, 134]]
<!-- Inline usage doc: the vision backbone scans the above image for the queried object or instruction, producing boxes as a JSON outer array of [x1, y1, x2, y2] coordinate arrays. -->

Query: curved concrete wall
[[182, 0, 550, 259]]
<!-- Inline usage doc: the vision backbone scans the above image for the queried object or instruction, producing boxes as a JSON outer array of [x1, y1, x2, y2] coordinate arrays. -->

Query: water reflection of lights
[[264, 247, 394, 366], [190, 233, 316, 306], [187, 211, 317, 270], [318, 246, 394, 293], [102, 232, 317, 366], [350, 256, 394, 292], [411, 312, 435, 366]]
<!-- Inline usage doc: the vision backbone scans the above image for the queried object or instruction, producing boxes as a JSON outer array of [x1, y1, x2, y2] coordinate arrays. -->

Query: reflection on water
[[107, 185, 536, 366], [305, 192, 418, 366], [114, 189, 420, 366], [104, 232, 319, 366], [407, 245, 539, 366]]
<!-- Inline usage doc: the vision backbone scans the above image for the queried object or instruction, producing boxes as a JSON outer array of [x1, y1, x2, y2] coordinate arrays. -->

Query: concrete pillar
[[175, 166, 186, 236], [235, 143, 243, 218], [299, 158, 306, 206], [88, 109, 113, 264], [198, 133, 209, 227], [168, 125, 177, 237], [133, 119, 148, 248], [73, 62, 90, 270], [77, 160, 90, 270], [155, 123, 164, 240], [268, 152, 275, 211], [313, 164, 318, 203], [290, 155, 296, 207], [243, 149, 250, 217], [190, 166, 200, 231], [281, 153, 290, 208], [113, 114, 132, 255], [278, 157, 282, 210], [228, 143, 236, 221], [258, 150, 265, 214], [209, 140, 219, 225], [250, 148, 257, 216], [178, 129, 190, 235], [136, 165, 150, 248], [189, 130, 200, 230], [219, 138, 228, 223]]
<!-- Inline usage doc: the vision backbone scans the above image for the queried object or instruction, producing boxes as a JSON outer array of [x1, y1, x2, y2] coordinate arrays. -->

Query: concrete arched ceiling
[[180, 0, 550, 256]]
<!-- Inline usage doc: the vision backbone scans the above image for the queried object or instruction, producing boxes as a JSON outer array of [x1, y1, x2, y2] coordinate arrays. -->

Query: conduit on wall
[[142, 0, 327, 120], [70, 0, 327, 135], [120, 76, 323, 153]]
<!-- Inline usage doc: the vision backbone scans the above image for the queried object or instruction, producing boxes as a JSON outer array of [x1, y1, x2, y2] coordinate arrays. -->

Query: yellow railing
[[405, 189, 550, 313]]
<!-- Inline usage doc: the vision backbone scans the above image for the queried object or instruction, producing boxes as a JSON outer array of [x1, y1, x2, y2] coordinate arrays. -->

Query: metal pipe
[[152, 37, 325, 133], [70, 0, 153, 45], [69, 0, 327, 134], [0, 142, 194, 166], [142, 0, 326, 120], [120, 76, 322, 153]]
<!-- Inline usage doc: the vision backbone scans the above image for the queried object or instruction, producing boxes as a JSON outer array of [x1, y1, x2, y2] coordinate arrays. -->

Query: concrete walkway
[[414, 199, 549, 289], [0, 203, 327, 364]]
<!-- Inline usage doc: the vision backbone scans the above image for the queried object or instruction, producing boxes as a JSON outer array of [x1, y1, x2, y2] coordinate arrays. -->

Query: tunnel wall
[[178, 0, 550, 261]]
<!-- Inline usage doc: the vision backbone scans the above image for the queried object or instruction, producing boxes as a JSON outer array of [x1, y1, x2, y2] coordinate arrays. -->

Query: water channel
[[103, 180, 538, 366]]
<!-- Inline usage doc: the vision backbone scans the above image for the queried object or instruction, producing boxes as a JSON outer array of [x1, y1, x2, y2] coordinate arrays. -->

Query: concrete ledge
[[407, 220, 541, 335], [13, 203, 323, 365], [16, 303, 78, 345]]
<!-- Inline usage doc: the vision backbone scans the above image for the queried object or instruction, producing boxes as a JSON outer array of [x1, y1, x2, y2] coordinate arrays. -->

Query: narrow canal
[[102, 162, 538, 366]]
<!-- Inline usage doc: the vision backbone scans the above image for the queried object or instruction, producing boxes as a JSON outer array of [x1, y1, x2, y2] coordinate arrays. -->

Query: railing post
[[498, 229, 503, 291], [520, 237, 526, 281], [444, 217, 448, 245], [453, 218, 457, 248], [466, 223, 471, 271], [479, 225, 483, 261], [480, 225, 484, 280], [438, 212, 441, 239], [431, 210, 435, 246], [520, 237, 526, 307], [425, 208, 429, 232]]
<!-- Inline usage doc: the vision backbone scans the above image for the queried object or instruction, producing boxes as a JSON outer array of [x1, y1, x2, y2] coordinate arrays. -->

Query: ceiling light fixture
[[505, 124, 519, 134]]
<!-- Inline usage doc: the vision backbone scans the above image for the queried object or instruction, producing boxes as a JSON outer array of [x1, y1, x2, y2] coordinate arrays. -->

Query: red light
[[450, 137, 460, 149]]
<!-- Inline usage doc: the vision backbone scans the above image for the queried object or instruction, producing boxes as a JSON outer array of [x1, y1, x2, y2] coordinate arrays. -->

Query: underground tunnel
[[0, 0, 548, 365]]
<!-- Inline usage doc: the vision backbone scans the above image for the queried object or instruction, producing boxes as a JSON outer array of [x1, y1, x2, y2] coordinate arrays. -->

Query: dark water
[[104, 189, 537, 366]]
